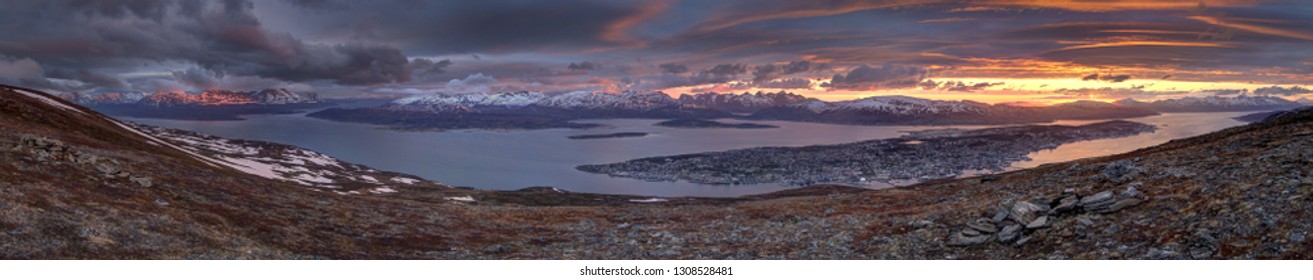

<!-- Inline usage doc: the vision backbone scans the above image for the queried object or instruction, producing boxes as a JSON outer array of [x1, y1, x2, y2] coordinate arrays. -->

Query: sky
[[2, 0, 1312, 104]]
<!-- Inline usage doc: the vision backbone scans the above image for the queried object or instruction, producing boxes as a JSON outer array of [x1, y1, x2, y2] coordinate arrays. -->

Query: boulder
[[990, 205, 1010, 224], [1009, 201, 1046, 225], [1121, 183, 1145, 199], [997, 224, 1022, 243], [966, 219, 998, 233], [1052, 195, 1080, 214], [962, 228, 982, 237], [1026, 216, 1051, 229], [1103, 198, 1143, 213], [1079, 191, 1115, 206], [948, 232, 991, 246]]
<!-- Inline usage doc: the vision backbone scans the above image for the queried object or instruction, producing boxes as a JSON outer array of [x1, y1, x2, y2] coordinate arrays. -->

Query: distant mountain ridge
[[1114, 95, 1301, 112], [677, 91, 816, 114], [59, 88, 321, 107], [746, 96, 1160, 125], [312, 91, 1305, 129]]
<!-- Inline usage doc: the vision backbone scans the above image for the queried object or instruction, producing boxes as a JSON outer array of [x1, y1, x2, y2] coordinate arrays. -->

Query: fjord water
[[125, 111, 1251, 197]]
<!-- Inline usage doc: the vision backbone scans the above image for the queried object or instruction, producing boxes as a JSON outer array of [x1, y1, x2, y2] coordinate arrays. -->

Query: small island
[[654, 119, 778, 129], [567, 132, 649, 140]]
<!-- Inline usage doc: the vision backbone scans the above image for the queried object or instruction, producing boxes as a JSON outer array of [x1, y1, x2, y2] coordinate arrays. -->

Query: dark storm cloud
[[690, 64, 748, 84], [0, 0, 413, 91], [919, 80, 1003, 92], [1252, 86, 1313, 96], [410, 58, 453, 76], [47, 69, 131, 90], [1082, 74, 1133, 83], [823, 64, 929, 90], [567, 61, 597, 71], [172, 67, 222, 89], [1211, 89, 1249, 96], [268, 0, 670, 56], [751, 60, 825, 83], [757, 78, 812, 89], [658, 63, 689, 74]]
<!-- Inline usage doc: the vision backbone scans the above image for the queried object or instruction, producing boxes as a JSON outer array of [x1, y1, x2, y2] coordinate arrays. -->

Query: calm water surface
[[125, 110, 1254, 197]]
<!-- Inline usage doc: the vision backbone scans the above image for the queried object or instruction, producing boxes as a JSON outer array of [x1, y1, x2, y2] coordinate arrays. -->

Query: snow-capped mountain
[[249, 88, 321, 104], [749, 95, 1158, 125], [1115, 95, 1302, 112], [536, 91, 682, 111], [389, 91, 682, 111], [677, 91, 816, 113], [61, 88, 321, 107], [59, 91, 151, 105], [391, 91, 548, 107], [793, 95, 990, 115], [1297, 97, 1313, 105], [311, 91, 728, 130]]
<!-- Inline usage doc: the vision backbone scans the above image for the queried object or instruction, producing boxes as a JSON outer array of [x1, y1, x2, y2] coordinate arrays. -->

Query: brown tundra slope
[[1, 84, 1310, 259]]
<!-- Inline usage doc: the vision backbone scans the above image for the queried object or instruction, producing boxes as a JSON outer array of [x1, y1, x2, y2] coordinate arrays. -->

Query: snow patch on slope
[[13, 88, 88, 115]]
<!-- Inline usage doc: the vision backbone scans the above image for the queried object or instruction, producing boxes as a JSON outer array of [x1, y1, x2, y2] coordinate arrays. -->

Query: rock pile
[[948, 184, 1147, 247], [13, 135, 152, 188]]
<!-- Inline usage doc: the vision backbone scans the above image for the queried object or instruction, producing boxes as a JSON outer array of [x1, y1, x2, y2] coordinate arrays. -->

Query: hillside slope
[[3, 84, 1311, 259]]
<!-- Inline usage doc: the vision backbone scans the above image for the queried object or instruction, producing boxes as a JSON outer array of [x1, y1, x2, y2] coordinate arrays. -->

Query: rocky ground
[[2, 84, 1310, 259]]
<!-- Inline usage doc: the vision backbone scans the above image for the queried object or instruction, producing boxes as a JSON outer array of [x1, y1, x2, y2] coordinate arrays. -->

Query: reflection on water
[[125, 110, 1253, 197], [1011, 112, 1251, 169]]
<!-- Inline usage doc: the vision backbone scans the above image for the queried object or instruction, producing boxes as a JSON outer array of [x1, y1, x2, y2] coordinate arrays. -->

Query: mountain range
[[56, 88, 326, 121], [1114, 95, 1302, 112], [311, 91, 1170, 129], [60, 88, 321, 107], [4, 83, 1312, 259]]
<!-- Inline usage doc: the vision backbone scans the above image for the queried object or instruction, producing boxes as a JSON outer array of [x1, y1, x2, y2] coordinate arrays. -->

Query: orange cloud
[[691, 0, 926, 33], [599, 0, 673, 46], [1188, 15, 1313, 40], [987, 0, 1259, 12], [1053, 40, 1234, 51]]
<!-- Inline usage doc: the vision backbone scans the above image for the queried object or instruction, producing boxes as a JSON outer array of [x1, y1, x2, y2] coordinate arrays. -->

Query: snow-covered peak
[[250, 88, 320, 104], [677, 91, 814, 113], [391, 91, 547, 107], [536, 91, 678, 110], [797, 95, 987, 115], [1155, 95, 1297, 106]]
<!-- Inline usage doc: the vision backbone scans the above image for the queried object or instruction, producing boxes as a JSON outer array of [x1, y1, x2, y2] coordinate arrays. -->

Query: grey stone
[[1052, 195, 1079, 213], [967, 219, 998, 233], [95, 163, 119, 175], [909, 220, 935, 229], [948, 232, 991, 246], [1014, 236, 1033, 246], [1079, 191, 1115, 206], [1103, 198, 1143, 213], [1026, 216, 1050, 229], [962, 228, 982, 237], [1121, 182, 1144, 199], [997, 224, 1022, 243], [129, 176, 152, 188], [990, 205, 1010, 224], [1147, 248, 1181, 259], [1076, 216, 1094, 227], [1010, 201, 1045, 225]]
